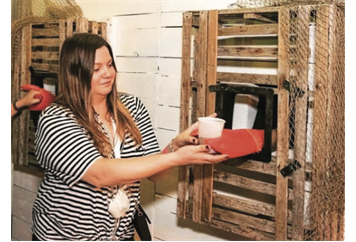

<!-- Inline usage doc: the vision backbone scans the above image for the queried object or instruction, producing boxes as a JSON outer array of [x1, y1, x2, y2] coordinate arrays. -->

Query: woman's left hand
[[172, 113, 217, 150]]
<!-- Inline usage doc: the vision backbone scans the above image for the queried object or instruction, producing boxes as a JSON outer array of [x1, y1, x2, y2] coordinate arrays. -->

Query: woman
[[11, 89, 41, 117], [32, 33, 228, 241]]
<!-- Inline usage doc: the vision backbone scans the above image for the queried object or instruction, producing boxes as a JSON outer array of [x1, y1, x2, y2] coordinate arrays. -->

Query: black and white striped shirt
[[32, 94, 161, 241]]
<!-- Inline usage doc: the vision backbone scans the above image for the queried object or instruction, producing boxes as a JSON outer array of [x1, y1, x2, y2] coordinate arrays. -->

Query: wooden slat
[[201, 10, 218, 223], [217, 46, 278, 58], [177, 11, 193, 219], [213, 207, 293, 237], [244, 13, 276, 23], [101, 22, 107, 40], [18, 24, 32, 166], [76, 18, 89, 33], [217, 72, 278, 85], [291, 5, 311, 241], [59, 19, 66, 54], [201, 218, 276, 241], [192, 10, 208, 223], [213, 193, 293, 224], [31, 51, 59, 61], [32, 38, 60, 47], [89, 21, 98, 34], [66, 19, 73, 37], [31, 63, 59, 72], [213, 170, 293, 199], [218, 7, 280, 16], [218, 24, 278, 37], [32, 27, 60, 37], [275, 7, 290, 241]]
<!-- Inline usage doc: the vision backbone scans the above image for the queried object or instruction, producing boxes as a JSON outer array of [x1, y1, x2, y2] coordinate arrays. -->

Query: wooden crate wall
[[11, 18, 107, 169], [177, 6, 317, 241]]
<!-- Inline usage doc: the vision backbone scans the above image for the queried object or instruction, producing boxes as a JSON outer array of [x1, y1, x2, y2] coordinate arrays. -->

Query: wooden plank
[[201, 10, 218, 223], [275, 7, 290, 241], [201, 218, 276, 241], [217, 46, 278, 58], [101, 22, 107, 40], [217, 72, 278, 85], [291, 5, 311, 241], [313, 5, 332, 240], [213, 193, 293, 224], [18, 24, 32, 166], [213, 170, 293, 199], [218, 7, 280, 16], [31, 63, 59, 73], [89, 21, 98, 34], [76, 18, 89, 33], [31, 51, 59, 61], [66, 19, 73, 37], [32, 27, 60, 37], [218, 24, 278, 37], [223, 157, 278, 176], [59, 19, 66, 54], [31, 38, 60, 47], [244, 13, 276, 23], [212, 207, 293, 237], [177, 11, 193, 219], [192, 10, 208, 223]]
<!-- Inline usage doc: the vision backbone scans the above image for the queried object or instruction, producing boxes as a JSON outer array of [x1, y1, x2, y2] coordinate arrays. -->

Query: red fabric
[[190, 128, 264, 158], [21, 84, 55, 111]]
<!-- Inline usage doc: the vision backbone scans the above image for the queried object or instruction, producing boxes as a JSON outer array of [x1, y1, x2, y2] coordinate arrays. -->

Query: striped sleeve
[[35, 108, 102, 187]]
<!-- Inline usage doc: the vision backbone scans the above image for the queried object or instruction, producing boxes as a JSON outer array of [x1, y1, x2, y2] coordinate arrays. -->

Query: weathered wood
[[66, 19, 73, 37], [32, 38, 60, 47], [202, 218, 276, 241], [218, 46, 278, 58], [177, 11, 193, 219], [31, 51, 59, 61], [76, 18, 89, 33], [59, 19, 66, 54], [31, 63, 59, 73], [201, 10, 218, 223], [192, 10, 208, 223], [217, 72, 278, 85], [218, 24, 278, 37], [89, 21, 98, 34], [101, 22, 107, 40], [218, 7, 280, 16], [244, 13, 276, 23], [275, 7, 290, 241], [32, 27, 60, 37], [213, 193, 293, 224], [213, 170, 293, 199], [223, 157, 278, 176], [18, 24, 32, 166], [213, 207, 293, 237], [291, 5, 311, 241]]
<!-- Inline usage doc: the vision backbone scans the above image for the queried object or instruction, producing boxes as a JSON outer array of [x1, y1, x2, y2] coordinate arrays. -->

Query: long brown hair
[[56, 33, 142, 157]]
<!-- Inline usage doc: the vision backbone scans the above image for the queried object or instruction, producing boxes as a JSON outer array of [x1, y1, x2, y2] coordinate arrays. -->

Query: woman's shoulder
[[41, 103, 76, 119]]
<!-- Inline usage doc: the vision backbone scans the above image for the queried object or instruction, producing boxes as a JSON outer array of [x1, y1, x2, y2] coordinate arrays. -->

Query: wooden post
[[201, 10, 218, 223], [192, 10, 208, 223], [291, 5, 311, 241], [18, 24, 32, 166], [177, 11, 193, 219], [275, 7, 290, 241]]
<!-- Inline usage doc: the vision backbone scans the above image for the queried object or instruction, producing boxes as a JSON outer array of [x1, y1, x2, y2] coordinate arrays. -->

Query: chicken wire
[[228, 0, 345, 240]]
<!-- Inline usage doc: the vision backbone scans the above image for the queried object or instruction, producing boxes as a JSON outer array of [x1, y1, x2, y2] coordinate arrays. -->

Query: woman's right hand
[[173, 144, 228, 166]]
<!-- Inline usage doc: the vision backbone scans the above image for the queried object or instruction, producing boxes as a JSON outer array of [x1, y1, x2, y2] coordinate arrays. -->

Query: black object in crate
[[209, 83, 277, 163]]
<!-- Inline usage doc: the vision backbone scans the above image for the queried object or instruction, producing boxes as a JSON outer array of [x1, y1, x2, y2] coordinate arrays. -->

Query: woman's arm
[[82, 144, 227, 188]]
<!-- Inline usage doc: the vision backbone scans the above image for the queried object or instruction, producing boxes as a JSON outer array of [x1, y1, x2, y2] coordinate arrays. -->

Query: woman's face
[[91, 46, 116, 101]]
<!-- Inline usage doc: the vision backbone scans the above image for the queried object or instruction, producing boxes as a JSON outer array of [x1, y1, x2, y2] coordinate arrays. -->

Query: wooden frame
[[11, 18, 107, 170], [177, 4, 343, 240]]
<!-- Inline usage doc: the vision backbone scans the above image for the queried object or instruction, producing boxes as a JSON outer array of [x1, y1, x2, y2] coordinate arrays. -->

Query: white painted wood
[[161, 0, 232, 12], [157, 105, 180, 131], [112, 14, 160, 30], [217, 65, 278, 75], [115, 28, 159, 57], [160, 12, 183, 27], [13, 170, 42, 193], [115, 57, 158, 73], [156, 128, 178, 151], [157, 58, 181, 77], [158, 76, 181, 107], [117, 73, 157, 100], [159, 28, 182, 58], [76, 0, 161, 17]]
